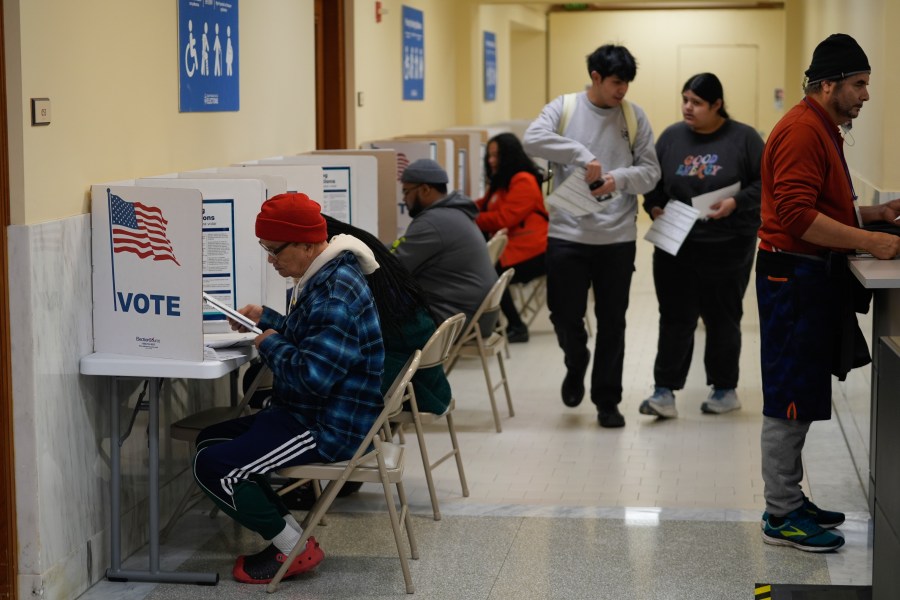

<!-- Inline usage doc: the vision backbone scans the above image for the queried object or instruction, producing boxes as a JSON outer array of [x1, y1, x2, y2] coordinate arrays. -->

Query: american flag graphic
[[396, 152, 410, 181], [108, 190, 180, 265]]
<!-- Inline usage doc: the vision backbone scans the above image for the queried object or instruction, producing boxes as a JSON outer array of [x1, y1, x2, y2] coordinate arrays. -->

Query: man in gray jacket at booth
[[390, 158, 498, 326]]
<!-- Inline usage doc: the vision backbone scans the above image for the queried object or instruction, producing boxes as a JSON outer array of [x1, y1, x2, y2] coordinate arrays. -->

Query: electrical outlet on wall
[[31, 98, 51, 126]]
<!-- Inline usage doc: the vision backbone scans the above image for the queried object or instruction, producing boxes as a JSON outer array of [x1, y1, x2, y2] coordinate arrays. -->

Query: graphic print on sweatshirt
[[675, 153, 723, 179]]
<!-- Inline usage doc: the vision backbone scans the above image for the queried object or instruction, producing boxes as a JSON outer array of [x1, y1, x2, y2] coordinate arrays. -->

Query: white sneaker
[[639, 387, 677, 419], [701, 388, 741, 414]]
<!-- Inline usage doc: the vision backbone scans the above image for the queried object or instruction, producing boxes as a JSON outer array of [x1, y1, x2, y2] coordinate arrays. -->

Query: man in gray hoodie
[[390, 159, 498, 326], [524, 44, 660, 428]]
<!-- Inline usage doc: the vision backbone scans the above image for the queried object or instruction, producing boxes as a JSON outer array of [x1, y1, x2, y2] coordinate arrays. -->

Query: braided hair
[[323, 215, 435, 330]]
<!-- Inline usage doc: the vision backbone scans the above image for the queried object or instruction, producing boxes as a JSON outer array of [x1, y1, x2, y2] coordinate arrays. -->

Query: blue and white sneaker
[[701, 388, 741, 414], [639, 387, 677, 419], [761, 508, 844, 552]]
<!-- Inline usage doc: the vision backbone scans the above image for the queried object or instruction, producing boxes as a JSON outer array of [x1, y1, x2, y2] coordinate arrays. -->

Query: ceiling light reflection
[[624, 507, 661, 527]]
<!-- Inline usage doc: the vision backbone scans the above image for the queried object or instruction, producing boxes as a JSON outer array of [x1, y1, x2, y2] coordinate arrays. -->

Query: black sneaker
[[760, 495, 845, 530], [598, 407, 625, 428], [232, 538, 324, 584], [506, 324, 529, 343], [800, 496, 845, 529], [561, 353, 590, 407]]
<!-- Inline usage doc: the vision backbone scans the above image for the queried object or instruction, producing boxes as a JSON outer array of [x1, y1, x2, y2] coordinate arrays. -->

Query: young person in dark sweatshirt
[[640, 72, 764, 420]]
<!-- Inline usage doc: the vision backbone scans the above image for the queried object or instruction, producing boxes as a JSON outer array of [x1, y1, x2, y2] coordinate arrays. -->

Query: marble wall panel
[[8, 215, 231, 600]]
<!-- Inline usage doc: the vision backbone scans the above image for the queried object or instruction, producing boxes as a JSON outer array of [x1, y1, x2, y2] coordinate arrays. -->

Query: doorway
[[315, 0, 348, 149], [0, 0, 18, 596]]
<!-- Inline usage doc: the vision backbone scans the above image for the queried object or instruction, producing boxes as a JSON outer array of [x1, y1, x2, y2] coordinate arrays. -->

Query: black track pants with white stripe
[[193, 405, 320, 540]]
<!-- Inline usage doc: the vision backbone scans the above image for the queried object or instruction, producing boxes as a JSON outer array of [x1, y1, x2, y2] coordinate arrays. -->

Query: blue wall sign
[[402, 6, 424, 101], [179, 0, 239, 112], [484, 31, 497, 101]]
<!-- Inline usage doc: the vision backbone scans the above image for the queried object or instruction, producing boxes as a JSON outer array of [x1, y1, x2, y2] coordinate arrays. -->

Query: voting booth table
[[849, 258, 900, 599], [79, 178, 301, 584]]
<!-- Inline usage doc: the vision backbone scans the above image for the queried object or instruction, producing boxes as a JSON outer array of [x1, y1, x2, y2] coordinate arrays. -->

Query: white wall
[[547, 8, 786, 142], [3, 2, 317, 597], [348, 0, 544, 145], [509, 20, 546, 121], [6, 2, 900, 598], [4, 0, 317, 225], [350, 0, 468, 145], [469, 4, 545, 126], [543, 0, 899, 195], [785, 0, 898, 192]]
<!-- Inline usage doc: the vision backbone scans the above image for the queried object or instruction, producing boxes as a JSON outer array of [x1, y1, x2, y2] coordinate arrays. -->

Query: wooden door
[[0, 0, 17, 596], [315, 0, 347, 149]]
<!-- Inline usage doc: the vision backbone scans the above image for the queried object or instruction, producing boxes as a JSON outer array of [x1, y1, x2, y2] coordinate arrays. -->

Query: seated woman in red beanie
[[191, 192, 385, 584]]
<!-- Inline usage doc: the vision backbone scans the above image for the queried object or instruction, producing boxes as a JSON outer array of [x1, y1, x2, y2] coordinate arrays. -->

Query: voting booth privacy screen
[[362, 139, 440, 238], [91, 185, 204, 361], [247, 155, 380, 236], [135, 177, 275, 333], [90, 173, 298, 359], [87, 136, 501, 359]]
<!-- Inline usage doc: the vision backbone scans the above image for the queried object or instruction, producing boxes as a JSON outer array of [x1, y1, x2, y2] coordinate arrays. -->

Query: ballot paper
[[545, 167, 620, 217], [204, 346, 251, 361], [204, 332, 257, 348], [690, 182, 741, 219], [202, 293, 263, 335], [643, 200, 700, 256]]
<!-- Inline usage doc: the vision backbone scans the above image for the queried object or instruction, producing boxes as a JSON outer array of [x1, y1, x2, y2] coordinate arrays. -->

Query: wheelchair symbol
[[184, 20, 198, 78]]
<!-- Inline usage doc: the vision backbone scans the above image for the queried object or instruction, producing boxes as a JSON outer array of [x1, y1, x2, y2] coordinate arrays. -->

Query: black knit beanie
[[805, 33, 870, 83]]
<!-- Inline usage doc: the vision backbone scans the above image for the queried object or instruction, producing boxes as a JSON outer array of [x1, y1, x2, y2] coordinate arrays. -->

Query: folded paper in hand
[[545, 167, 620, 217], [690, 182, 740, 219], [643, 182, 742, 256], [643, 200, 700, 256]]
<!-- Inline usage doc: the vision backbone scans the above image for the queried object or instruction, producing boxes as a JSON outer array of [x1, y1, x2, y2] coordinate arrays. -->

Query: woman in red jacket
[[475, 133, 548, 343]]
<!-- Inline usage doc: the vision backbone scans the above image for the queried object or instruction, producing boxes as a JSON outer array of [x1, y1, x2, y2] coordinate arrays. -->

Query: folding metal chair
[[271, 351, 422, 594], [509, 274, 547, 327], [485, 229, 511, 354], [446, 269, 516, 432], [390, 313, 469, 521], [485, 228, 508, 266]]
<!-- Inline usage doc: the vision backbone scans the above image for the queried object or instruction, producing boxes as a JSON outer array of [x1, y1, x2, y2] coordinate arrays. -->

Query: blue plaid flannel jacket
[[257, 252, 385, 462]]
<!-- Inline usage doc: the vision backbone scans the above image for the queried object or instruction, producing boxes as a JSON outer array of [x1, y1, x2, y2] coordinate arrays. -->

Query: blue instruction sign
[[484, 31, 497, 101], [402, 6, 424, 101], [179, 0, 239, 112]]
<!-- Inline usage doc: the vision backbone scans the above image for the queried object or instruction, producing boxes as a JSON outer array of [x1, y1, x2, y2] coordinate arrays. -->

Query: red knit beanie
[[255, 193, 327, 243]]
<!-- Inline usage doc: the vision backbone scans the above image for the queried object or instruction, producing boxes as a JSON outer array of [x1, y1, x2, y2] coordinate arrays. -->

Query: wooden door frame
[[314, 0, 347, 149], [0, 0, 18, 596]]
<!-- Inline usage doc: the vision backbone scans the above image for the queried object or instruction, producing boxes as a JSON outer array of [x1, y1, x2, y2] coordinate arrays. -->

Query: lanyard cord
[[803, 97, 862, 226]]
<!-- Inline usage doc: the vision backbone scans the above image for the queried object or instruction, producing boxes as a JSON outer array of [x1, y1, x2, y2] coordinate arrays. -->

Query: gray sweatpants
[[761, 415, 812, 516]]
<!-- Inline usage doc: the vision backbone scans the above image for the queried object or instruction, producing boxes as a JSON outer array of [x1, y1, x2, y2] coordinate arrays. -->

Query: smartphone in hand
[[588, 177, 613, 201]]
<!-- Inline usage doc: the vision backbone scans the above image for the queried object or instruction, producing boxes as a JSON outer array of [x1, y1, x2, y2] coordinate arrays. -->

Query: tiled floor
[[80, 214, 874, 599]]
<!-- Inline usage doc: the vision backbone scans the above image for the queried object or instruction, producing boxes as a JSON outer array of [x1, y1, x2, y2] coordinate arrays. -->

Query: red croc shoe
[[232, 537, 324, 584]]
